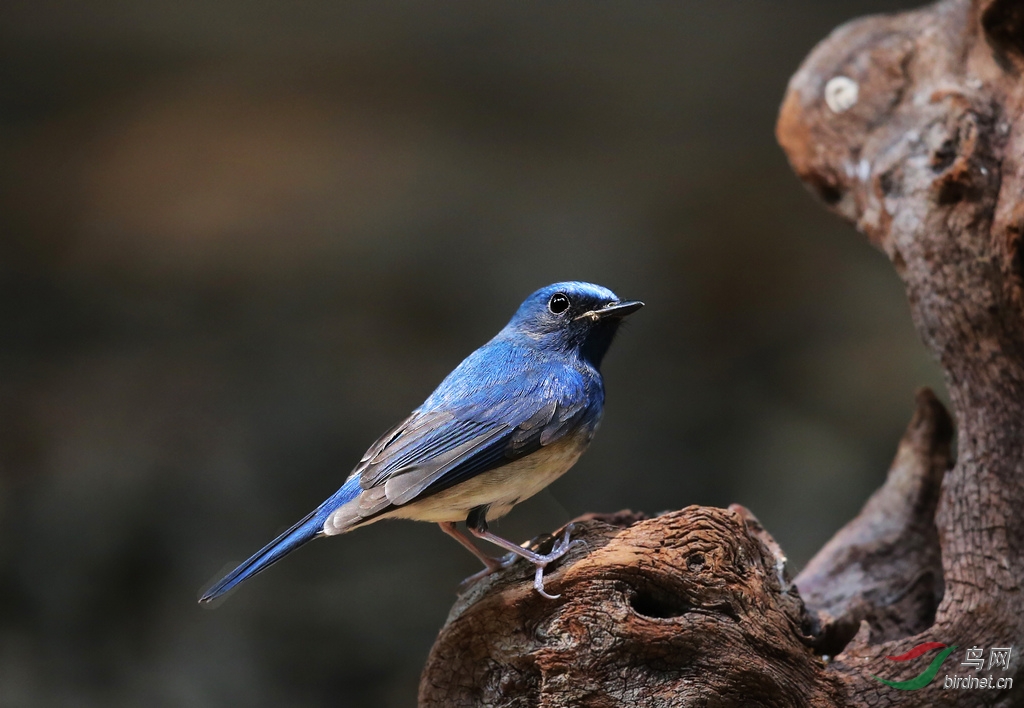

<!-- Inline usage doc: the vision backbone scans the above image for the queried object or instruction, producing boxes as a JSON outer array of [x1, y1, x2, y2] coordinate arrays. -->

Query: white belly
[[381, 433, 590, 523]]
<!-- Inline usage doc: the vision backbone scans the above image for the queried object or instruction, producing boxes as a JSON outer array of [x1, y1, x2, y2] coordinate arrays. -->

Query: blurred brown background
[[0, 1, 939, 705]]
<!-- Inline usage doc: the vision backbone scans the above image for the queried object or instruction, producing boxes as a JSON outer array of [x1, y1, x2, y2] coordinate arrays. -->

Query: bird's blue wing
[[344, 346, 599, 520], [380, 397, 595, 506]]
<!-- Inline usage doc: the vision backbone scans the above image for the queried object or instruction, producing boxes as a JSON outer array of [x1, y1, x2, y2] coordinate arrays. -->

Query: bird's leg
[[438, 521, 507, 572], [466, 507, 582, 600]]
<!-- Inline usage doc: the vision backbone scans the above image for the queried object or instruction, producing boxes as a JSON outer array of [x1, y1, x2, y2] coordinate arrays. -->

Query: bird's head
[[503, 281, 643, 367]]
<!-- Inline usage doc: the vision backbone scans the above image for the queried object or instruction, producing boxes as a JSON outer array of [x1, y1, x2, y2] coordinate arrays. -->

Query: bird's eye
[[548, 292, 571, 314]]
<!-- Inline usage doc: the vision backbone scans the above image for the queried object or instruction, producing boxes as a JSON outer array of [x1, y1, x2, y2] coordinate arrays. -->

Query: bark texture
[[420, 507, 844, 707], [420, 0, 1024, 704], [776, 0, 1024, 703]]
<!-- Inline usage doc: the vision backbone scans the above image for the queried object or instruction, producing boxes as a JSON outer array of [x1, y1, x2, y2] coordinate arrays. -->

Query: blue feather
[[199, 476, 361, 603]]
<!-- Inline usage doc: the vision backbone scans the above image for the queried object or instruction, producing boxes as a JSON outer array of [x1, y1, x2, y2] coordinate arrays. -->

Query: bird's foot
[[457, 550, 519, 589], [525, 524, 586, 599], [465, 522, 586, 599]]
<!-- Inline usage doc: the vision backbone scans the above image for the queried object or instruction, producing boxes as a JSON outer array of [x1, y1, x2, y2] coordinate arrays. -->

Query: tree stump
[[420, 0, 1024, 704]]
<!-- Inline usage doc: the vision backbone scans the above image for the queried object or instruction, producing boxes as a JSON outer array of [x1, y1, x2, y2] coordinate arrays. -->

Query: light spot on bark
[[824, 76, 859, 113]]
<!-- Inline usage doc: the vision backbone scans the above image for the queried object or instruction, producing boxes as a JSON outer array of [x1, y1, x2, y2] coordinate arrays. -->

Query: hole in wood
[[630, 590, 693, 620]]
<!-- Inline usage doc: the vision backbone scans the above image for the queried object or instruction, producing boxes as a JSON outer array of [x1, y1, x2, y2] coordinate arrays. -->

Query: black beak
[[575, 300, 645, 322]]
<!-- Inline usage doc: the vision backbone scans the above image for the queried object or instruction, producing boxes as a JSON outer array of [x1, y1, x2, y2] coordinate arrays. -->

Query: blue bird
[[199, 282, 642, 602]]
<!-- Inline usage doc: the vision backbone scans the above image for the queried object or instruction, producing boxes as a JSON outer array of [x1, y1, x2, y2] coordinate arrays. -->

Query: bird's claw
[[534, 564, 560, 599], [498, 550, 520, 568], [550, 523, 588, 557], [457, 550, 520, 590], [527, 523, 586, 599], [460, 523, 585, 599]]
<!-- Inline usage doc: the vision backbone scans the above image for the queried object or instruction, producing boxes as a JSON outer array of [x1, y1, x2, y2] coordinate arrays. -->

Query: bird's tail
[[199, 511, 324, 604], [199, 478, 362, 604]]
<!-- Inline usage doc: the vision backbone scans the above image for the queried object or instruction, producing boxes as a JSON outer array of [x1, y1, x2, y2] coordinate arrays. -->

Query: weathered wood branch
[[776, 0, 1024, 703], [420, 0, 1024, 704], [420, 507, 841, 706]]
